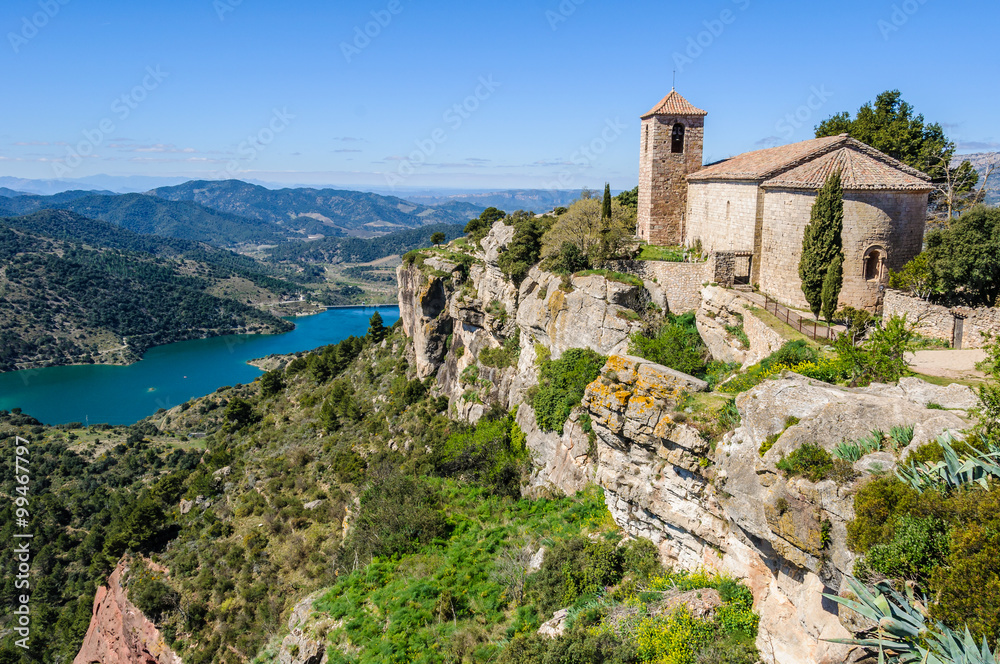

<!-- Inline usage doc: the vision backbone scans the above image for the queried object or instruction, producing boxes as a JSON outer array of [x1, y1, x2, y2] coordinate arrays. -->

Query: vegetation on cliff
[[0, 214, 296, 371]]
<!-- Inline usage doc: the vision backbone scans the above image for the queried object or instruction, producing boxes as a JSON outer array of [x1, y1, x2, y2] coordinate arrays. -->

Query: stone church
[[637, 89, 932, 311]]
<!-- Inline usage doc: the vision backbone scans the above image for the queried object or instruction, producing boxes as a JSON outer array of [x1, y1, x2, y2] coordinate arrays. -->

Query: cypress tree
[[820, 254, 843, 322], [799, 171, 844, 317], [599, 183, 613, 260]]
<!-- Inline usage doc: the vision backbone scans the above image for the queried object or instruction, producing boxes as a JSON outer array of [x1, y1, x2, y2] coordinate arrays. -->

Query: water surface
[[0, 306, 399, 425]]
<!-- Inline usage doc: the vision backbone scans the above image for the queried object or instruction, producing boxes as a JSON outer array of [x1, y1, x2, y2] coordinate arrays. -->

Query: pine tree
[[368, 311, 386, 344], [820, 254, 843, 323], [799, 171, 844, 317]]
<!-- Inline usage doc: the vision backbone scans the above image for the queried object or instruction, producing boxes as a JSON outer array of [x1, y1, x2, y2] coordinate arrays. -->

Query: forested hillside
[[0, 193, 289, 247], [0, 211, 297, 371], [148, 180, 480, 234], [265, 223, 465, 264], [0, 320, 760, 664]]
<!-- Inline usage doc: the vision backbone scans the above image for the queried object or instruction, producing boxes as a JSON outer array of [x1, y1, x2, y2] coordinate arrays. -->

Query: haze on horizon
[[2, 0, 997, 192]]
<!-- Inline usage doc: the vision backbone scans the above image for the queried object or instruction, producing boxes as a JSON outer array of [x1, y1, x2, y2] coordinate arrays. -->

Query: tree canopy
[[815, 90, 978, 218]]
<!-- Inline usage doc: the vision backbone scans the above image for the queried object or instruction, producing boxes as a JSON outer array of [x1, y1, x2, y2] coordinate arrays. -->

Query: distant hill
[[0, 210, 297, 372], [403, 189, 590, 211], [0, 192, 289, 246], [958, 152, 1000, 205], [266, 223, 466, 264], [0, 187, 28, 198], [148, 180, 483, 236]]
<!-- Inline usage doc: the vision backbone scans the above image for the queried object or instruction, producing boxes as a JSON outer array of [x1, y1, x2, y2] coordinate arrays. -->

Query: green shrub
[[480, 331, 521, 369], [628, 312, 709, 377], [533, 348, 607, 433], [775, 443, 834, 482], [574, 269, 643, 287], [259, 370, 285, 397], [435, 414, 530, 498], [855, 515, 950, 585], [343, 474, 447, 563], [760, 340, 817, 370], [528, 536, 625, 613], [717, 398, 741, 432]]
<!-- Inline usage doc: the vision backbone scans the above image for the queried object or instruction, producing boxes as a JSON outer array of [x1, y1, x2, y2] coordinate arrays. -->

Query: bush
[[628, 313, 709, 377], [775, 443, 834, 482], [480, 331, 521, 369], [835, 314, 914, 386], [259, 370, 285, 397], [760, 340, 817, 371], [528, 536, 625, 613], [435, 414, 530, 498], [532, 348, 607, 432], [855, 515, 950, 585], [343, 474, 448, 563], [498, 212, 549, 285]]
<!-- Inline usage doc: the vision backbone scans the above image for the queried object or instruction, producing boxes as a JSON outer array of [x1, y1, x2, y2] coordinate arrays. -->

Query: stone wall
[[757, 188, 927, 311], [684, 180, 759, 252], [883, 289, 1000, 349], [605, 259, 712, 313], [637, 114, 704, 246]]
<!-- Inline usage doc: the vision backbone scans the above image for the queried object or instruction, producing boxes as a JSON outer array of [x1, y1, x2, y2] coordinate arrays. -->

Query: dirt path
[[907, 349, 987, 380]]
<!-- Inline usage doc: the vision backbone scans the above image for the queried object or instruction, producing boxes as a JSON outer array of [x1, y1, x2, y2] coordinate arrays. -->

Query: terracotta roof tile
[[762, 147, 933, 191], [641, 89, 708, 119], [688, 135, 849, 181], [688, 135, 932, 191]]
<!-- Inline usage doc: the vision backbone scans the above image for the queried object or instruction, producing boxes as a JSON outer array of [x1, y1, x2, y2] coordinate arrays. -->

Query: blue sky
[[1, 0, 997, 191]]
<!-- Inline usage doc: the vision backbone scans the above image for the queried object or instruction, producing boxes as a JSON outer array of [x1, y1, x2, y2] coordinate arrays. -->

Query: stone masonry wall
[[684, 180, 759, 252], [637, 115, 704, 246], [883, 289, 1000, 349], [605, 259, 712, 314], [757, 188, 927, 311]]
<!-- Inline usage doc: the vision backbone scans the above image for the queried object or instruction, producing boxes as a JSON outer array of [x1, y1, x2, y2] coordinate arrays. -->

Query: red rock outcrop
[[73, 556, 182, 664]]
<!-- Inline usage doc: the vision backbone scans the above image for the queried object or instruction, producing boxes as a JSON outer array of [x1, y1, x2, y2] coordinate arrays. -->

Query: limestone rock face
[[696, 286, 785, 368], [395, 228, 976, 664], [278, 593, 328, 664], [515, 268, 645, 361], [396, 262, 455, 379], [397, 220, 647, 417], [73, 557, 183, 664]]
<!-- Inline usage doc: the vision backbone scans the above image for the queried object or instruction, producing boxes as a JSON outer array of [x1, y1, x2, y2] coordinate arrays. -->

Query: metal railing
[[761, 295, 840, 343]]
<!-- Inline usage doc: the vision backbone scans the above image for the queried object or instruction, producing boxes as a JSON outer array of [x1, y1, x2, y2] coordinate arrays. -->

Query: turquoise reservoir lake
[[0, 306, 399, 426]]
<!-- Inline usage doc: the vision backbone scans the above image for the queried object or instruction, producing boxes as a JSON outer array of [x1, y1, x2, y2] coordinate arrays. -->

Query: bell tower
[[637, 89, 706, 246]]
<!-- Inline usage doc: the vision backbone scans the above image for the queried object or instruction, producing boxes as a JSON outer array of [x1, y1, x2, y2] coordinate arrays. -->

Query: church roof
[[762, 146, 933, 191], [641, 89, 708, 119], [687, 134, 932, 191]]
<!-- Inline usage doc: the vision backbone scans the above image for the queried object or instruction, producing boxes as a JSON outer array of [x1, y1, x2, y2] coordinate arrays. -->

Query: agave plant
[[889, 424, 916, 451], [833, 440, 864, 462], [824, 577, 997, 664], [896, 433, 1000, 493]]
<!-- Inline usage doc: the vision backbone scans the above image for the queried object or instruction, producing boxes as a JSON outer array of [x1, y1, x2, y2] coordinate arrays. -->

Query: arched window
[[726, 201, 731, 220], [863, 246, 885, 282], [671, 123, 685, 153], [644, 125, 649, 154]]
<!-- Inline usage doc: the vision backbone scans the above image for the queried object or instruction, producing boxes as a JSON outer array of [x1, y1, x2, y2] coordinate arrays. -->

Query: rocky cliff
[[73, 557, 183, 664], [396, 222, 980, 663]]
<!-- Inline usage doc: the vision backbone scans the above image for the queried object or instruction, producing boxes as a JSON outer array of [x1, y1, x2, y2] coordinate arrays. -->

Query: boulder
[[538, 609, 570, 638], [278, 592, 328, 664]]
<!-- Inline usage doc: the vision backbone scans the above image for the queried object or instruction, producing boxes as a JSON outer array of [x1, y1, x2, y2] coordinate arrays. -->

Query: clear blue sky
[[1, 0, 997, 191]]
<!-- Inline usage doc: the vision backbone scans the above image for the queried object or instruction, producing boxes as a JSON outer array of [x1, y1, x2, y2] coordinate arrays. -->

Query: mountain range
[[147, 180, 482, 236]]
